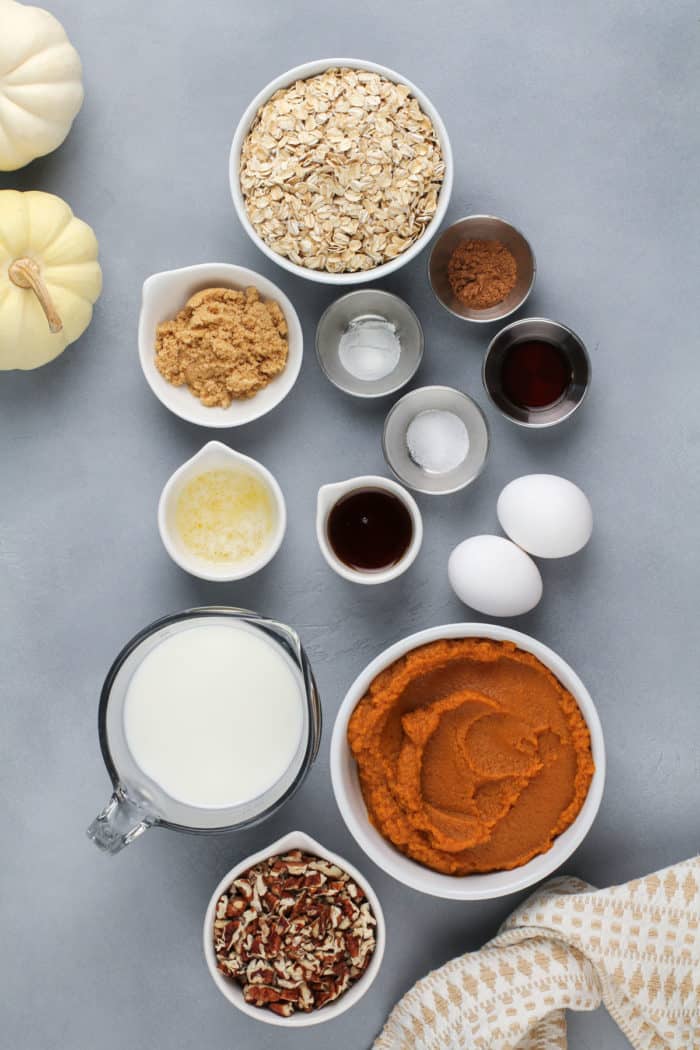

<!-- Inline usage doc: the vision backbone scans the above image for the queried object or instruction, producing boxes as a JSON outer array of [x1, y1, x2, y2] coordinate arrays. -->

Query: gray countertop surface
[[2, 2, 698, 1048]]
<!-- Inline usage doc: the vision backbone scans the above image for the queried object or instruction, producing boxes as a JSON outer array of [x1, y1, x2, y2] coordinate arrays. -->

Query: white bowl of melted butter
[[158, 441, 286, 581]]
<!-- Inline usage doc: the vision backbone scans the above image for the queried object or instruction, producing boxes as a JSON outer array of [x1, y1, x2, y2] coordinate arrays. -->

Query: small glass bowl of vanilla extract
[[482, 317, 591, 428]]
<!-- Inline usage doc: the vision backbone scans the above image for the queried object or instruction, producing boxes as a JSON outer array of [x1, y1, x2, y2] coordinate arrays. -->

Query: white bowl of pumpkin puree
[[330, 624, 605, 900]]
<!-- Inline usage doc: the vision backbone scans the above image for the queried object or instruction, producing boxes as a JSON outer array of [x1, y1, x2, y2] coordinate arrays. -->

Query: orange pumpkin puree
[[347, 639, 594, 875]]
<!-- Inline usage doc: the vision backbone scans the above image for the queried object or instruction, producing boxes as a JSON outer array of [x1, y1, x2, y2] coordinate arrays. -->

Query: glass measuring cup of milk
[[87, 607, 321, 854]]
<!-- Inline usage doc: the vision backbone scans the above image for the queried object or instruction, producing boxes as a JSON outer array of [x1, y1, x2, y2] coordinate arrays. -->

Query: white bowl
[[229, 58, 453, 285], [203, 830, 386, 1027], [331, 623, 606, 900], [138, 263, 303, 427], [158, 440, 286, 581], [316, 475, 423, 585]]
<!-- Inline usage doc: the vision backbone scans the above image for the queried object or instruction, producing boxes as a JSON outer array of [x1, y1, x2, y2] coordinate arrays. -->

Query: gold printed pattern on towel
[[373, 858, 700, 1050]]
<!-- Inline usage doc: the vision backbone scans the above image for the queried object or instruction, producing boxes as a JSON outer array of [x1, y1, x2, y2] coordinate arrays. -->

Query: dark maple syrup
[[500, 340, 572, 410], [327, 489, 413, 571]]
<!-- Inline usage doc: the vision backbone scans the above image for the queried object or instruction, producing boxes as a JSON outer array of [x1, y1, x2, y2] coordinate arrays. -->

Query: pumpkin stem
[[8, 257, 63, 334]]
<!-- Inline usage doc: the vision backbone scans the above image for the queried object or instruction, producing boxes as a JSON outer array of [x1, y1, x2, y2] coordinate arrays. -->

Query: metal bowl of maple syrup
[[483, 317, 591, 428]]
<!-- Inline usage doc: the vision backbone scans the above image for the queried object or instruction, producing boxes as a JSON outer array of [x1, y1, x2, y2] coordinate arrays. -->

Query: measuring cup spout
[[87, 786, 156, 854]]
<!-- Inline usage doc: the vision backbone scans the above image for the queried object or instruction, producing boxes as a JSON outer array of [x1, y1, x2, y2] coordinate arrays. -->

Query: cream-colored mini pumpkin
[[0, 0, 84, 171], [0, 190, 102, 369]]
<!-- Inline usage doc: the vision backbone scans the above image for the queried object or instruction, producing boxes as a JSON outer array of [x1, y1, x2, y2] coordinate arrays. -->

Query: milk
[[123, 623, 304, 809]]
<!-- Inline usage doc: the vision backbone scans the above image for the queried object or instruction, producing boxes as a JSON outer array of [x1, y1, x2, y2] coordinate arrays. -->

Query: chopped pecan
[[243, 984, 281, 1006], [268, 1002, 294, 1018], [246, 959, 275, 985], [225, 896, 247, 918], [309, 860, 343, 878], [233, 878, 254, 900], [212, 850, 376, 1017]]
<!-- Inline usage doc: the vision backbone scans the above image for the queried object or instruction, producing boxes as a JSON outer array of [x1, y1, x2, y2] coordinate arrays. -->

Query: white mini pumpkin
[[0, 0, 84, 171], [0, 189, 102, 369]]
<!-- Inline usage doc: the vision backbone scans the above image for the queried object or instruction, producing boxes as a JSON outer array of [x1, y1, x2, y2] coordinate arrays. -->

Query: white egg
[[497, 474, 593, 559], [448, 535, 543, 617]]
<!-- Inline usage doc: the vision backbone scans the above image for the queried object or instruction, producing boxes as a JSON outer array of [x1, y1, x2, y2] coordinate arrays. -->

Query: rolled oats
[[240, 68, 445, 273], [213, 849, 377, 1016]]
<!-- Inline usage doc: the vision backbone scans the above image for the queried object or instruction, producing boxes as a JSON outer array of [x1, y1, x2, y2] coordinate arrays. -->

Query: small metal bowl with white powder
[[383, 386, 489, 494], [316, 289, 423, 398]]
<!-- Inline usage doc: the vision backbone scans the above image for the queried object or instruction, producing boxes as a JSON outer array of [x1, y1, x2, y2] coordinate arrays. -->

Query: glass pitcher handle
[[87, 786, 156, 854]]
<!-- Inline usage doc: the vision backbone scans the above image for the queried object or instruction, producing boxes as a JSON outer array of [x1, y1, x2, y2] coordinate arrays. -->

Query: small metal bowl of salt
[[382, 386, 490, 495], [315, 289, 423, 398]]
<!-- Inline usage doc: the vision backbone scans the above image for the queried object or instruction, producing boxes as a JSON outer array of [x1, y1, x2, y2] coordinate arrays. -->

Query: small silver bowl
[[315, 289, 423, 398], [382, 386, 490, 495], [429, 214, 536, 323], [483, 317, 591, 428]]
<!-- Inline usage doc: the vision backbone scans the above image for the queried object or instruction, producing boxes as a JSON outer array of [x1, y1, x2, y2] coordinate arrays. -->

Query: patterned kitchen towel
[[373, 857, 700, 1050]]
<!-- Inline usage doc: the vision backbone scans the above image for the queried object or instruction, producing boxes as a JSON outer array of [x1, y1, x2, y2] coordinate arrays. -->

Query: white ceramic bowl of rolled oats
[[230, 59, 453, 284], [203, 830, 385, 1026]]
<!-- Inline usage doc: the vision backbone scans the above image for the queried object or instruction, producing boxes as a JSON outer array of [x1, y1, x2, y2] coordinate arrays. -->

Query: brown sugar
[[447, 239, 517, 309], [155, 286, 288, 408]]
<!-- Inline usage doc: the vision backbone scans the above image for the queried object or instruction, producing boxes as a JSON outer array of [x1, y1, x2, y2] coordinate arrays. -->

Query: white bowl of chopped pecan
[[229, 59, 453, 284], [203, 830, 385, 1025], [138, 262, 303, 427]]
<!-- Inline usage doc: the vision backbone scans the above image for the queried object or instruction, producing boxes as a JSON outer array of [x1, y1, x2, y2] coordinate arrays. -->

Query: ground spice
[[447, 239, 517, 309], [155, 286, 288, 408]]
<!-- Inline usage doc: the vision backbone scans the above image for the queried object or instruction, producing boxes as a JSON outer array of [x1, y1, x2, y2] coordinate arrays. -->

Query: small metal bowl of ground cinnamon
[[429, 215, 536, 323]]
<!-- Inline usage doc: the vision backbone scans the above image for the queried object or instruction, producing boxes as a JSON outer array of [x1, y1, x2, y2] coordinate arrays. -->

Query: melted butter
[[175, 468, 276, 564]]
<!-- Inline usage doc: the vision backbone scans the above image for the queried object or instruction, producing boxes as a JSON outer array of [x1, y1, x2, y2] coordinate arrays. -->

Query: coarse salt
[[406, 410, 470, 474]]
